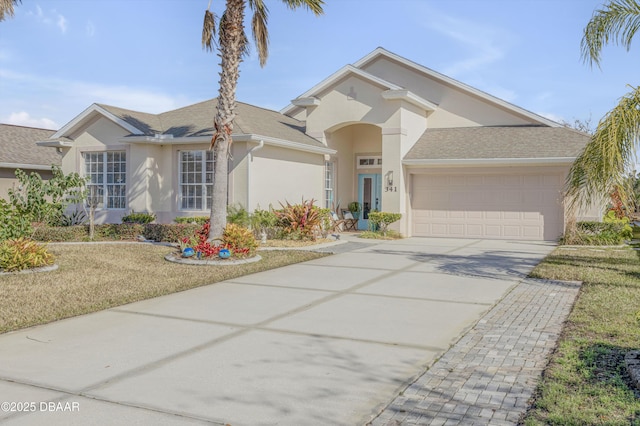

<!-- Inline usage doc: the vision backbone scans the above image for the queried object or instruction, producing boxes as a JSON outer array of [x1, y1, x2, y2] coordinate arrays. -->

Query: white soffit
[[382, 90, 438, 112]]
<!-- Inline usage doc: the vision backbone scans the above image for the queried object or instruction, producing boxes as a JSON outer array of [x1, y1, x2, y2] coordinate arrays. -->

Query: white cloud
[[422, 12, 513, 77], [0, 68, 195, 126], [28, 6, 68, 34], [57, 14, 68, 34], [86, 21, 95, 37], [3, 112, 58, 129]]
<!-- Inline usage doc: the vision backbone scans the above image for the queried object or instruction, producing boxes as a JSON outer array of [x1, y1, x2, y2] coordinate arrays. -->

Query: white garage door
[[411, 172, 564, 240]]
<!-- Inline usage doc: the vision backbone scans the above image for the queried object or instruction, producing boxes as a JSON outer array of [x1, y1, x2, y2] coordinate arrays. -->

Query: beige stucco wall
[[359, 57, 538, 128], [306, 75, 399, 137], [0, 168, 54, 200], [327, 124, 382, 211], [248, 145, 324, 211], [60, 117, 130, 224]]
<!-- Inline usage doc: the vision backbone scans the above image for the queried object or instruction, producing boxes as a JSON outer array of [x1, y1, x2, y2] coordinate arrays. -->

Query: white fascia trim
[[355, 47, 561, 128], [233, 134, 336, 155], [382, 90, 438, 112], [36, 140, 73, 148], [120, 133, 337, 155], [280, 65, 403, 115], [0, 162, 54, 170], [292, 97, 321, 107], [119, 135, 210, 144], [52, 104, 144, 139], [403, 157, 576, 167]]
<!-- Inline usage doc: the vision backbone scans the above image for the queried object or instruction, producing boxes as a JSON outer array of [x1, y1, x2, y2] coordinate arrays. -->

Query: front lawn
[[0, 243, 328, 334], [523, 247, 640, 425]]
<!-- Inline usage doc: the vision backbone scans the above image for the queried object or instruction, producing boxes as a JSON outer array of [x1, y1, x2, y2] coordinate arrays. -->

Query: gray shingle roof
[[404, 126, 590, 160], [98, 99, 323, 147], [0, 124, 61, 167]]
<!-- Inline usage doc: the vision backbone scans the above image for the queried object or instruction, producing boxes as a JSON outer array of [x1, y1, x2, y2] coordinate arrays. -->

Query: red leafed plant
[[275, 198, 320, 240], [179, 221, 256, 259]]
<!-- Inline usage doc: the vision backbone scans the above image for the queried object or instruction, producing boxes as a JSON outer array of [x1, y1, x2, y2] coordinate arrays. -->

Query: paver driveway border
[[0, 237, 565, 425]]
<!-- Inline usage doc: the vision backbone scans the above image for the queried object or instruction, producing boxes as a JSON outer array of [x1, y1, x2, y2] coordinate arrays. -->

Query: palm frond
[[581, 0, 640, 67], [566, 85, 640, 210], [249, 0, 269, 67], [281, 0, 324, 16], [202, 9, 217, 52], [0, 0, 20, 22]]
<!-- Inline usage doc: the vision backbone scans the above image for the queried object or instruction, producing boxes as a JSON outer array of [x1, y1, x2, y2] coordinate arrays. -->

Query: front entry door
[[358, 174, 382, 230]]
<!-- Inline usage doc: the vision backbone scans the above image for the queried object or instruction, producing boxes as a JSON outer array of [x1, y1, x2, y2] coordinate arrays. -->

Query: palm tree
[[567, 0, 640, 212], [202, 0, 323, 241], [0, 0, 20, 21]]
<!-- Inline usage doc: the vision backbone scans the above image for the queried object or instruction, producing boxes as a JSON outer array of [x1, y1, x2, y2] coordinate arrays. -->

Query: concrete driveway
[[0, 237, 555, 425]]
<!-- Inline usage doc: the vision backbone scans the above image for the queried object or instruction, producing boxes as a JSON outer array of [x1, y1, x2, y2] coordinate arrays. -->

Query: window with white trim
[[356, 155, 382, 169], [324, 160, 335, 209], [84, 151, 127, 209], [179, 150, 215, 210]]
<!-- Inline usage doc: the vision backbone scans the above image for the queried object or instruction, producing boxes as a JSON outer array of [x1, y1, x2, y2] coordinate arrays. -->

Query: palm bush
[[0, 238, 54, 272]]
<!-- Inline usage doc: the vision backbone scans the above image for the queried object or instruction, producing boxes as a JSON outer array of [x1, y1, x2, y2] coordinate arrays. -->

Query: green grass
[[523, 247, 640, 425], [0, 243, 328, 334]]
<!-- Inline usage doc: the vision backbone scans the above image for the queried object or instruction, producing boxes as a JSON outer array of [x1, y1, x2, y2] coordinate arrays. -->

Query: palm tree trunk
[[209, 0, 245, 241]]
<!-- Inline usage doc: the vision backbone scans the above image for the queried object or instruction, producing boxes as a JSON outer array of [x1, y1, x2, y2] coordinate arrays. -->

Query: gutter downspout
[[246, 140, 264, 213]]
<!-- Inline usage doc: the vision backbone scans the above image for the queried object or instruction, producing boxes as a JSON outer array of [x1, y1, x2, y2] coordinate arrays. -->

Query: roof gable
[[52, 104, 145, 139], [46, 99, 331, 154], [280, 65, 404, 115], [355, 47, 559, 128]]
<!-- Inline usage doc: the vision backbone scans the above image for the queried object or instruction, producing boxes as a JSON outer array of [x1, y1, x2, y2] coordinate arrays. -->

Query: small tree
[[8, 166, 87, 226]]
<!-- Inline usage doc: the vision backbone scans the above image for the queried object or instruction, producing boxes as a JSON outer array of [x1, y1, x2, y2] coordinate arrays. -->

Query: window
[[324, 161, 335, 209], [84, 151, 126, 209], [179, 150, 215, 210], [357, 155, 382, 169]]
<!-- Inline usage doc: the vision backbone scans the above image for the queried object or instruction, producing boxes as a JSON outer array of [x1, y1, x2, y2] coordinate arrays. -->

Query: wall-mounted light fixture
[[386, 170, 394, 187]]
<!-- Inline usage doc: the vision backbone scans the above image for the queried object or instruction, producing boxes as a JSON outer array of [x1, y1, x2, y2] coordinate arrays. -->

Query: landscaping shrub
[[227, 204, 251, 227], [59, 209, 87, 226], [142, 224, 199, 242], [275, 199, 321, 240], [250, 207, 281, 239], [122, 211, 156, 224], [95, 224, 144, 240], [0, 238, 54, 272], [368, 212, 402, 234], [0, 199, 33, 241], [32, 224, 197, 243], [223, 223, 258, 257], [174, 216, 209, 225], [561, 221, 630, 245], [8, 166, 86, 226], [602, 210, 633, 239], [32, 225, 87, 242]]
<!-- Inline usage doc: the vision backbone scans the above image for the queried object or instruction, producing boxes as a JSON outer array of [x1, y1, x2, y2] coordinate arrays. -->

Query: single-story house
[[37, 47, 594, 240], [0, 124, 61, 199]]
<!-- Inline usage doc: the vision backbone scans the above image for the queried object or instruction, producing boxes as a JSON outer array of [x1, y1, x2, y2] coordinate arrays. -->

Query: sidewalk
[[371, 277, 580, 425]]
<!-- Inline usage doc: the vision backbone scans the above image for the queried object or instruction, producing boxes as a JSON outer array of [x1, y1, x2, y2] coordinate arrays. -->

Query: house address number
[[385, 186, 397, 192]]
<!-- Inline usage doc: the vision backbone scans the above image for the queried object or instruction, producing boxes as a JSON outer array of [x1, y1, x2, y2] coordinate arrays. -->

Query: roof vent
[[154, 133, 174, 140]]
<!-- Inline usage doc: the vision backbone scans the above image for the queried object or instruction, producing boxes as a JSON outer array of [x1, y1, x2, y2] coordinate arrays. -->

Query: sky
[[1, 0, 640, 131]]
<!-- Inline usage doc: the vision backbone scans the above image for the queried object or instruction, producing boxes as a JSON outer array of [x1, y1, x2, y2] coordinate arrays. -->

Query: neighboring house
[[0, 124, 61, 199], [37, 47, 593, 240]]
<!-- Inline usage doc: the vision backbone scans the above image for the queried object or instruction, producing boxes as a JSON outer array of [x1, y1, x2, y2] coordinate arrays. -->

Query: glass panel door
[[358, 173, 381, 230]]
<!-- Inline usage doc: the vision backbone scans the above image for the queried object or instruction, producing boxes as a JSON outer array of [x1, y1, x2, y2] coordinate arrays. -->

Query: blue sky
[[1, 0, 639, 130]]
